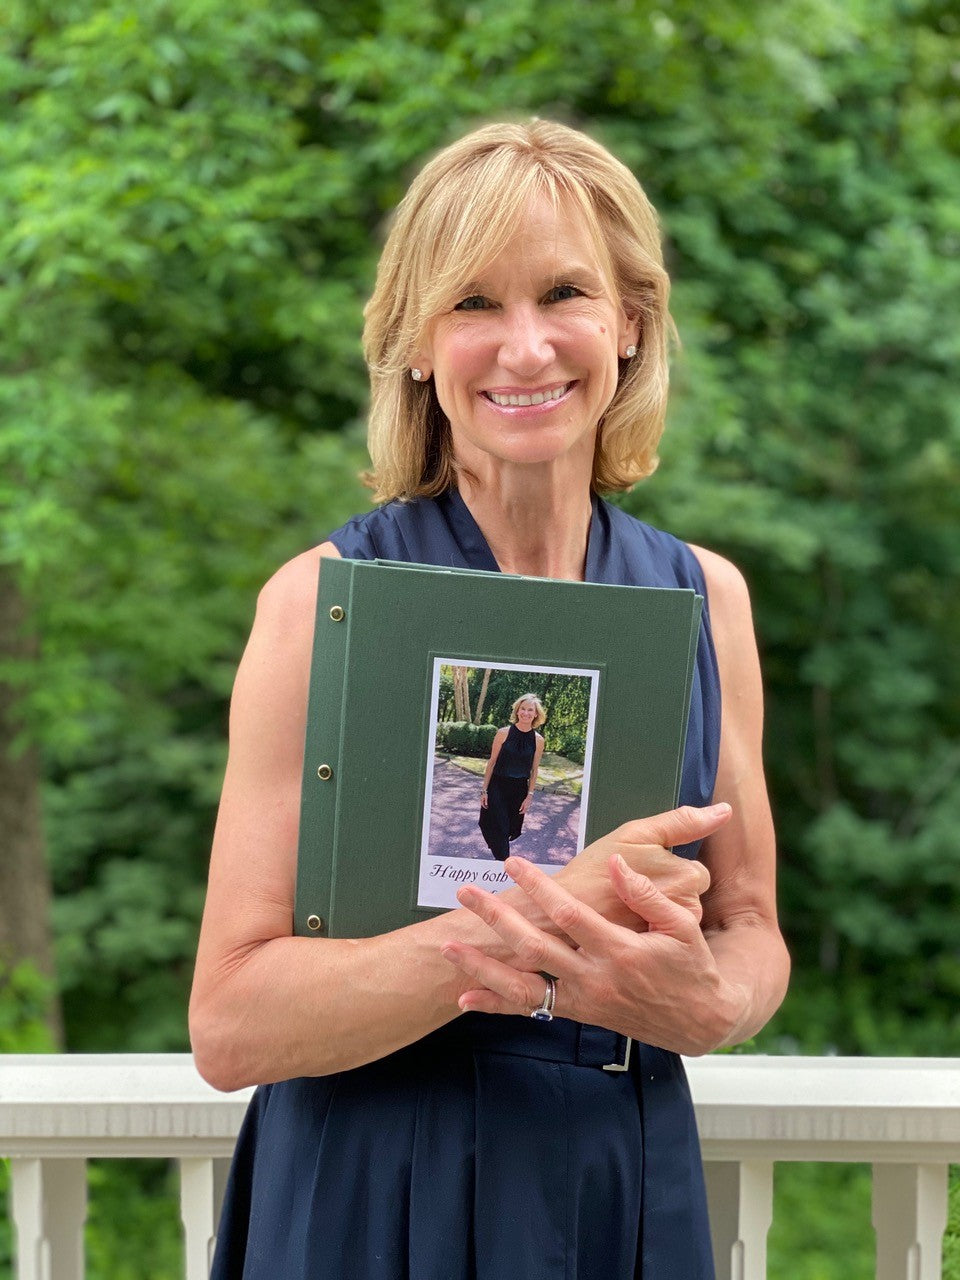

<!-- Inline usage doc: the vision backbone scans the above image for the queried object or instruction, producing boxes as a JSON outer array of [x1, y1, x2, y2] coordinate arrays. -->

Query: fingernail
[[708, 802, 731, 816], [615, 854, 628, 872]]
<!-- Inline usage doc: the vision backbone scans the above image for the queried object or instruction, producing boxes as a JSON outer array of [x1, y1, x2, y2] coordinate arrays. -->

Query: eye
[[546, 283, 583, 302], [454, 295, 489, 311]]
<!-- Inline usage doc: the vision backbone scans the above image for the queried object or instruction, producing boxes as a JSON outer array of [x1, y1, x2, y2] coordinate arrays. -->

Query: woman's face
[[420, 195, 638, 477], [516, 700, 538, 729]]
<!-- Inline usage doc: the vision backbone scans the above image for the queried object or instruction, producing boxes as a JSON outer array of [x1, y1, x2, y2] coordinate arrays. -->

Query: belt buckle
[[601, 1036, 633, 1073]]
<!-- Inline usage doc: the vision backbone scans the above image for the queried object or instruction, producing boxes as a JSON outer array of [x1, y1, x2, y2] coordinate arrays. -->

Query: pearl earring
[[624, 345, 637, 359], [411, 368, 424, 381]]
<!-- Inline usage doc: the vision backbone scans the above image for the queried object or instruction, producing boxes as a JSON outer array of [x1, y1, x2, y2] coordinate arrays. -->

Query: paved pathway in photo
[[427, 758, 582, 865]]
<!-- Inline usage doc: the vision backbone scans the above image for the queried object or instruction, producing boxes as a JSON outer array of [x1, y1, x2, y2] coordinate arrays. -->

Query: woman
[[479, 694, 546, 861], [191, 119, 790, 1279]]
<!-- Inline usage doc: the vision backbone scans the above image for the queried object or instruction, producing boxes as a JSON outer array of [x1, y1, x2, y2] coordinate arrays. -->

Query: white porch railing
[[1, 1055, 958, 1280]]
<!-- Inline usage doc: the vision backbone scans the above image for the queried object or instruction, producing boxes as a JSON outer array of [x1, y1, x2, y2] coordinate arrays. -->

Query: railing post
[[10, 1158, 87, 1280], [703, 1159, 773, 1280], [872, 1163, 948, 1280], [180, 1156, 231, 1280]]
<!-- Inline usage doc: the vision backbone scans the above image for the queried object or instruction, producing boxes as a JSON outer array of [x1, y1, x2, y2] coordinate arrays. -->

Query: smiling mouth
[[482, 382, 573, 407]]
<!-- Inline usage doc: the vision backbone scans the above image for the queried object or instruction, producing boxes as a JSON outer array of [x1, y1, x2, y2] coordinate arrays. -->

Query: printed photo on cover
[[417, 658, 599, 911]]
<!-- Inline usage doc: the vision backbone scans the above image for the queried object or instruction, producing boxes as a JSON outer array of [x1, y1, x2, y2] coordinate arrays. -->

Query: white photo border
[[417, 657, 601, 911]]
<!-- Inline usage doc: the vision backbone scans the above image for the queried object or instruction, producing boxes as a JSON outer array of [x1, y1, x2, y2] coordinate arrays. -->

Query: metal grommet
[[329, 605, 345, 622], [306, 914, 325, 933], [317, 764, 333, 780]]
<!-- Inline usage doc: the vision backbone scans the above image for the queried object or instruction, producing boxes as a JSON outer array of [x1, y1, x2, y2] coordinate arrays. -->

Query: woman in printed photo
[[478, 693, 546, 861]]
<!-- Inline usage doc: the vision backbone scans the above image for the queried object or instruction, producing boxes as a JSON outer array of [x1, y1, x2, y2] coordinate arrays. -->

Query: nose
[[497, 303, 555, 376]]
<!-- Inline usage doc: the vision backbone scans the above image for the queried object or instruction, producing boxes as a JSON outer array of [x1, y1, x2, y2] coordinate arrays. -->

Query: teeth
[[487, 384, 569, 407]]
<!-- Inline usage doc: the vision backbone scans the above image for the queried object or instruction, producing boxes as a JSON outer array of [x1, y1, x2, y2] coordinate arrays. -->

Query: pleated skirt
[[210, 1014, 715, 1280]]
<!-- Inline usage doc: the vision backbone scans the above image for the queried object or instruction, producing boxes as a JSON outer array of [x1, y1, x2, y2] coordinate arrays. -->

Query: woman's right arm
[[190, 544, 526, 1090]]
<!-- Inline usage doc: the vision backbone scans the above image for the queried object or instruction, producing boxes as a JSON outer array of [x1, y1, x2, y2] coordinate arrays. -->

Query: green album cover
[[294, 558, 702, 939]]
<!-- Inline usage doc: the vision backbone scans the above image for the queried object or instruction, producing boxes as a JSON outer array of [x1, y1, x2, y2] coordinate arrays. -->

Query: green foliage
[[438, 665, 591, 758], [768, 1164, 874, 1279], [553, 731, 585, 768], [1, 0, 370, 1051], [945, 1167, 960, 1280], [768, 1166, 960, 1280], [85, 1161, 182, 1280], [0, 959, 56, 1052], [435, 720, 498, 758], [3, 1156, 183, 1280], [0, 963, 56, 1275], [468, 668, 591, 758]]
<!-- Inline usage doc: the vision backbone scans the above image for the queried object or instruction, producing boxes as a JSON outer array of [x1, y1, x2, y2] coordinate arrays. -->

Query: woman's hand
[[441, 853, 747, 1056], [519, 793, 532, 815], [480, 789, 489, 809], [550, 803, 729, 931]]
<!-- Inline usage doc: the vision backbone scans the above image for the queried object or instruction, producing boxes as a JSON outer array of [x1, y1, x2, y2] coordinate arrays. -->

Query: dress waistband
[[414, 1014, 633, 1072]]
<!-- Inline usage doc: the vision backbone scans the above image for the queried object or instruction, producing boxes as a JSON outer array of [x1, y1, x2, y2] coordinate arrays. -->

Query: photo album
[[294, 557, 702, 939]]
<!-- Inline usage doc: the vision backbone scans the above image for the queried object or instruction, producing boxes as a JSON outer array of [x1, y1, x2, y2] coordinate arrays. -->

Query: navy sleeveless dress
[[210, 490, 721, 1280]]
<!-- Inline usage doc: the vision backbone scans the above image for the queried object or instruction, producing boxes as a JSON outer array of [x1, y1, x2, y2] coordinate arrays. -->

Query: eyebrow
[[457, 265, 607, 295]]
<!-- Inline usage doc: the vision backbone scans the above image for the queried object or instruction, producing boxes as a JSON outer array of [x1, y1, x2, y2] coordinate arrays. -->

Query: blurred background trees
[[438, 665, 590, 761], [1, 0, 958, 1273]]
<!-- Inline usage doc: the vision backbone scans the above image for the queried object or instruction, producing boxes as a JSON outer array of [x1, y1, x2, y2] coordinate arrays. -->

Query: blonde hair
[[509, 694, 547, 729], [363, 119, 673, 502]]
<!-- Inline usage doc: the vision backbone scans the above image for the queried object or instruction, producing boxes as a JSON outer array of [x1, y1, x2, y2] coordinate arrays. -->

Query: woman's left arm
[[441, 550, 790, 1054], [686, 544, 790, 1047]]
